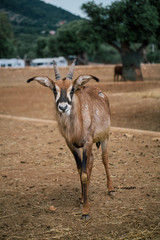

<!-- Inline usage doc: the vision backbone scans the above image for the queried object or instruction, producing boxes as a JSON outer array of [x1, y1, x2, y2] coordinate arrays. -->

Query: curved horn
[[66, 59, 76, 80], [53, 60, 61, 80]]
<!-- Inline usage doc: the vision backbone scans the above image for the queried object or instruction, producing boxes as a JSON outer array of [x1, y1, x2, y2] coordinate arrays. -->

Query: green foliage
[[90, 43, 121, 64], [51, 19, 106, 64], [149, 0, 160, 49], [0, 0, 80, 30], [48, 37, 59, 57], [0, 0, 80, 58], [1, 0, 160, 65], [147, 44, 160, 63], [51, 19, 121, 64], [55, 20, 99, 56], [82, 0, 160, 79], [82, 0, 159, 46], [0, 11, 15, 57], [0, 11, 12, 39], [36, 37, 48, 58]]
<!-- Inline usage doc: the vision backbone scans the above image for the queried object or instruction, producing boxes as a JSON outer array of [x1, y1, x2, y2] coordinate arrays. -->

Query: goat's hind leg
[[101, 139, 115, 196]]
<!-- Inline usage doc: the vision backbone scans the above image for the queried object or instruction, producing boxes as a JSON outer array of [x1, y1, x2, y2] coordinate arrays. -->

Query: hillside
[[0, 0, 80, 33], [0, 0, 81, 58]]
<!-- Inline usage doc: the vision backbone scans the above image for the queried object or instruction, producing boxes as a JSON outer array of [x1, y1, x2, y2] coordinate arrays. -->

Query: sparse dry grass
[[128, 88, 160, 99]]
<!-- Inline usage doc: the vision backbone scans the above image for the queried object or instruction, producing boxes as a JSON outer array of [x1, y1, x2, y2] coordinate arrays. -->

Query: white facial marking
[[54, 83, 73, 115], [55, 84, 60, 102], [66, 106, 72, 115], [67, 85, 73, 102]]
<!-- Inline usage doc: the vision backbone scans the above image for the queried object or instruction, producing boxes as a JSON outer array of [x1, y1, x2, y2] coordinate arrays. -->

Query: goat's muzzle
[[58, 102, 71, 114]]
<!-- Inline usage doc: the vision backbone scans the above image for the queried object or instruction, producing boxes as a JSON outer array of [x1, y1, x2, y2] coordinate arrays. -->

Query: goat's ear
[[73, 75, 99, 90], [27, 76, 55, 90]]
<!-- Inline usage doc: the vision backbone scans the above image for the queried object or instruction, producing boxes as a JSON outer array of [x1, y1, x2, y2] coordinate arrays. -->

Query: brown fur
[[53, 82, 114, 218], [27, 70, 114, 219], [114, 65, 123, 81], [55, 84, 110, 145]]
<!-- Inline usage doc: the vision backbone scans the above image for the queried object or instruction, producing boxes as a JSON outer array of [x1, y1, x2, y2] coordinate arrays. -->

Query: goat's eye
[[53, 87, 57, 95], [71, 87, 74, 94], [70, 87, 74, 97]]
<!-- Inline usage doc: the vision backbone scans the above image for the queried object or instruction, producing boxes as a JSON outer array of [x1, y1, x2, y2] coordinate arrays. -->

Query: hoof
[[108, 190, 115, 197], [82, 214, 90, 220]]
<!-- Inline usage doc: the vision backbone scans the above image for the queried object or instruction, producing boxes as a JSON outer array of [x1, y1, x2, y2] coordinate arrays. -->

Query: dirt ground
[[0, 68, 160, 240]]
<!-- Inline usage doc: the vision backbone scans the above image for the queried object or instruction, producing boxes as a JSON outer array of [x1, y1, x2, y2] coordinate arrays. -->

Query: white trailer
[[0, 58, 25, 68], [31, 57, 68, 67]]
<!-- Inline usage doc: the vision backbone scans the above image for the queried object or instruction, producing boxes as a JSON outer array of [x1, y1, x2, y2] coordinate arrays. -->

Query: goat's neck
[[56, 95, 83, 143]]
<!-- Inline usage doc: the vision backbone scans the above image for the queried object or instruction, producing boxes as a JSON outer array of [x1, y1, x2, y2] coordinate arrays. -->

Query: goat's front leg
[[66, 142, 82, 173], [81, 143, 93, 220], [66, 142, 83, 201]]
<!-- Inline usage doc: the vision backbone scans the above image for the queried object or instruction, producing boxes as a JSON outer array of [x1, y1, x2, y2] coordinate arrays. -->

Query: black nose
[[59, 105, 68, 112]]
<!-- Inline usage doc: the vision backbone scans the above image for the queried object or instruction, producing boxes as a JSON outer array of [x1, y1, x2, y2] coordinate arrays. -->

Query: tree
[[82, 0, 159, 80], [149, 0, 160, 50], [147, 44, 160, 63], [91, 43, 121, 64], [36, 37, 48, 58], [0, 11, 15, 58], [55, 19, 100, 64], [48, 37, 59, 57]]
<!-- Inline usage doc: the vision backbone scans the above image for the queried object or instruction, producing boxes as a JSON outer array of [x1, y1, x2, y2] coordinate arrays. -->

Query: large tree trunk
[[121, 51, 143, 81], [119, 41, 143, 81], [109, 41, 144, 81]]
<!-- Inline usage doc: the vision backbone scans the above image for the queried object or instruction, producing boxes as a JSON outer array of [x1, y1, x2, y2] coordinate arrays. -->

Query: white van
[[31, 57, 68, 67], [0, 58, 25, 68]]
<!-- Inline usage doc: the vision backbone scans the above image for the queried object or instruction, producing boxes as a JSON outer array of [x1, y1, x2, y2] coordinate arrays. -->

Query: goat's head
[[27, 59, 99, 115]]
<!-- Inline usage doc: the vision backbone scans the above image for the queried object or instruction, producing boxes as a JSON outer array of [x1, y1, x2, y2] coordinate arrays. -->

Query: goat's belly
[[93, 127, 110, 143]]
